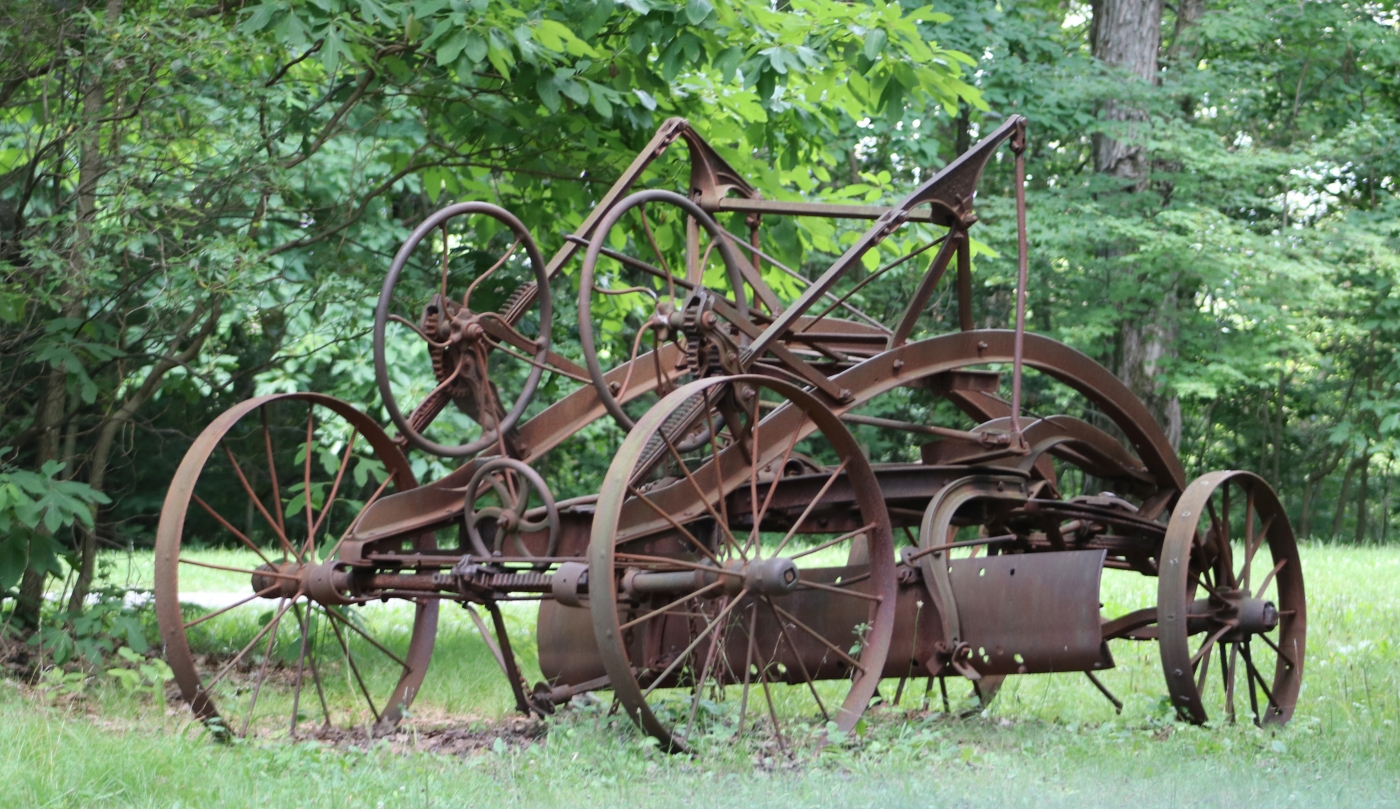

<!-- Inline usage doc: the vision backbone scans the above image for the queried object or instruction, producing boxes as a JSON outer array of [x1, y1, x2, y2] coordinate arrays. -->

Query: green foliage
[[0, 451, 109, 591]]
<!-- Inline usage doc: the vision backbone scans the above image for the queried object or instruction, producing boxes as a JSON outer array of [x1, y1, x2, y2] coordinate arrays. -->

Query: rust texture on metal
[[154, 112, 1305, 747]]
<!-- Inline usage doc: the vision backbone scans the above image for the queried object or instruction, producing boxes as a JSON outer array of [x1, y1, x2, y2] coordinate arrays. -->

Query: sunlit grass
[[3, 542, 1396, 807]]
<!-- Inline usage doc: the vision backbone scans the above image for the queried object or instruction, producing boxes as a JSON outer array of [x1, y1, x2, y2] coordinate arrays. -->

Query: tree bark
[[10, 363, 70, 627], [1331, 455, 1363, 541], [1355, 448, 1371, 545], [1089, 0, 1182, 450]]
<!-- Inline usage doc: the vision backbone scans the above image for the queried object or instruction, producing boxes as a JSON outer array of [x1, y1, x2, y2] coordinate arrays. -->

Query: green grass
[[4, 543, 1400, 807]]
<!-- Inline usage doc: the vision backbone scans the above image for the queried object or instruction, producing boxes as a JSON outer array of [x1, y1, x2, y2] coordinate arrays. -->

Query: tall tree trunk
[[1090, 0, 1182, 449], [1331, 456, 1363, 541], [1355, 448, 1371, 545], [11, 365, 70, 627]]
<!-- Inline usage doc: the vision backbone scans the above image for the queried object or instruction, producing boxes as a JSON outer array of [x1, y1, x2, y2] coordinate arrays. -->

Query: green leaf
[[537, 74, 561, 112], [864, 28, 888, 61], [437, 29, 470, 66], [464, 32, 488, 63], [685, 0, 713, 24]]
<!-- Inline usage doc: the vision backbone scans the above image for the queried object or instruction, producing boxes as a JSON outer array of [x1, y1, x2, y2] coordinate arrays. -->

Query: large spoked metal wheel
[[374, 202, 551, 457], [588, 375, 897, 752], [155, 393, 438, 739], [577, 189, 760, 431], [1158, 470, 1305, 725]]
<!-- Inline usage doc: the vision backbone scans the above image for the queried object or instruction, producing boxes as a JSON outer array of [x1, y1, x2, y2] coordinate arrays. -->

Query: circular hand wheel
[[577, 189, 757, 431], [374, 202, 551, 457], [464, 458, 560, 559]]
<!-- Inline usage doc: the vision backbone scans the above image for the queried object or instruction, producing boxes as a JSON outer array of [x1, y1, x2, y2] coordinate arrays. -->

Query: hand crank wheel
[[577, 189, 760, 431], [374, 202, 551, 457]]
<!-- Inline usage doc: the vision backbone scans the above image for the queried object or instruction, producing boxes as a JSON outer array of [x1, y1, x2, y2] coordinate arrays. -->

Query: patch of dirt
[[312, 715, 549, 756]]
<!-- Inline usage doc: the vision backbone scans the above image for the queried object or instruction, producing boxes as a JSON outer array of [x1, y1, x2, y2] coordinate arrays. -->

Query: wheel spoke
[[240, 597, 289, 737], [771, 460, 848, 558], [191, 495, 275, 568], [748, 423, 802, 549], [303, 408, 316, 553], [262, 408, 288, 538], [1254, 558, 1287, 599], [622, 486, 720, 564], [761, 596, 830, 723], [642, 589, 749, 700], [182, 585, 281, 630], [307, 431, 357, 557], [206, 596, 297, 690], [1257, 631, 1297, 669], [683, 596, 730, 741], [325, 609, 382, 723], [796, 578, 882, 602], [658, 425, 746, 561], [223, 444, 299, 562], [324, 606, 411, 671], [179, 558, 297, 581], [619, 581, 725, 632], [1241, 640, 1280, 711], [768, 602, 865, 673], [737, 603, 757, 732], [1239, 514, 1274, 594], [789, 522, 876, 560], [1191, 623, 1233, 668], [1195, 635, 1214, 696]]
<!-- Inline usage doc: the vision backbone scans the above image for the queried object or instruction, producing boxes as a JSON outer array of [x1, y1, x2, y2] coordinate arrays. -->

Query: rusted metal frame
[[709, 196, 939, 223], [799, 237, 944, 334], [484, 600, 538, 715], [1008, 123, 1030, 446], [1084, 671, 1123, 713], [478, 316, 591, 384], [839, 412, 1004, 443], [903, 534, 1017, 564], [956, 239, 974, 331], [888, 228, 966, 349], [708, 296, 846, 400], [715, 228, 888, 333], [745, 115, 1027, 363]]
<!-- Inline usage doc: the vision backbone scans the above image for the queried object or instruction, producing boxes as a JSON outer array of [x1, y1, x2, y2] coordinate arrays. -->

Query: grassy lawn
[[3, 542, 1399, 808]]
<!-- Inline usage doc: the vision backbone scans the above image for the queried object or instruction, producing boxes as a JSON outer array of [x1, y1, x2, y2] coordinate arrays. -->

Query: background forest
[[1, 0, 1397, 649]]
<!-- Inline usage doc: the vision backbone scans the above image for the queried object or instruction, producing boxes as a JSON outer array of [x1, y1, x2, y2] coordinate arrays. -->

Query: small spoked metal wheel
[[155, 393, 437, 739], [464, 457, 561, 561], [589, 375, 896, 752], [1158, 470, 1306, 725], [373, 202, 551, 457]]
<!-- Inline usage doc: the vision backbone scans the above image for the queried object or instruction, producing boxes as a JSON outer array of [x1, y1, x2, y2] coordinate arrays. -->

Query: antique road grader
[[155, 115, 1305, 751]]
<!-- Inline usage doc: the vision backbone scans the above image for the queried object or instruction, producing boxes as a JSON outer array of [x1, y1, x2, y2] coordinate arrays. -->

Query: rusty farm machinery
[[154, 115, 1305, 751]]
